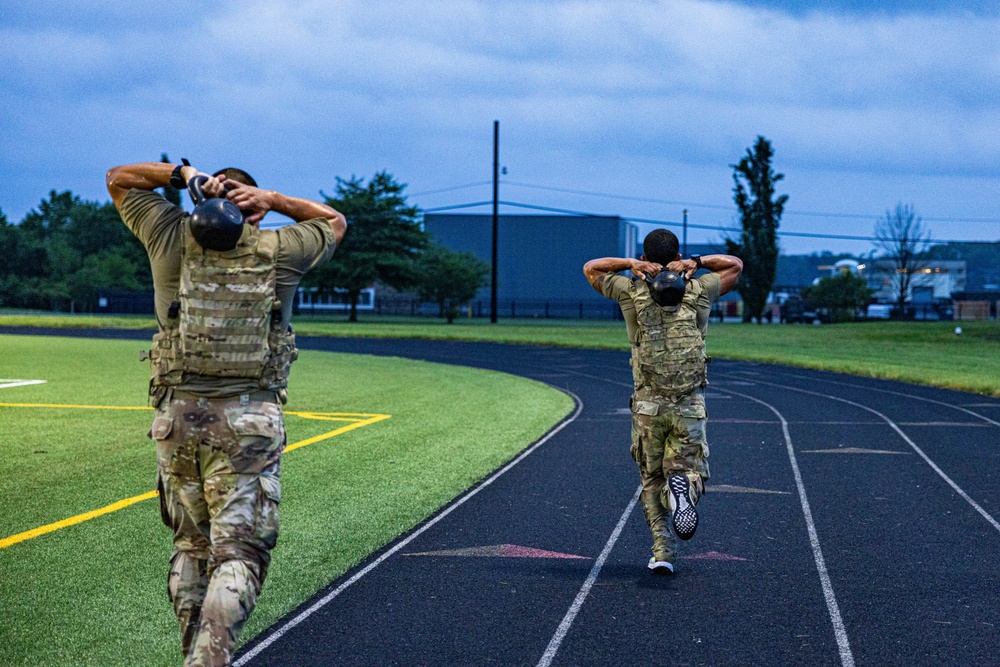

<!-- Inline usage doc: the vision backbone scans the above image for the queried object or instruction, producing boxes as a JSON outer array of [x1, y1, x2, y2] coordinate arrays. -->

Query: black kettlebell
[[645, 270, 687, 307], [187, 175, 244, 251]]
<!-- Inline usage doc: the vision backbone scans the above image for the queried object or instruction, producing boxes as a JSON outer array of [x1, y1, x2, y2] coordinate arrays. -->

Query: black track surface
[[6, 328, 1000, 666]]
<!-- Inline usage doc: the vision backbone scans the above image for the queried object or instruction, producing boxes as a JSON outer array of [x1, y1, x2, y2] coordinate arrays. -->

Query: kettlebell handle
[[187, 175, 209, 206]]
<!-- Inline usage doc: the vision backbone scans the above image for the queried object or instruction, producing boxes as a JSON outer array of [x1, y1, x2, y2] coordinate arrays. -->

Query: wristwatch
[[691, 255, 703, 270], [169, 158, 191, 190]]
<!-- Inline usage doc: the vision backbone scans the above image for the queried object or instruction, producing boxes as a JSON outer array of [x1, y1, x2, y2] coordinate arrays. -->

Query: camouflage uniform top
[[121, 189, 337, 397], [600, 271, 722, 395]]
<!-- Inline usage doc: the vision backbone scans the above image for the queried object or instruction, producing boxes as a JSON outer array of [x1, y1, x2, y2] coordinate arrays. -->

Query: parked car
[[780, 295, 818, 323]]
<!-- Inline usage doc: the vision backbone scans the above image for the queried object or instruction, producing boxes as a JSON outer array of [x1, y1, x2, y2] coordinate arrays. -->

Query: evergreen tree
[[303, 172, 427, 322], [725, 136, 788, 323]]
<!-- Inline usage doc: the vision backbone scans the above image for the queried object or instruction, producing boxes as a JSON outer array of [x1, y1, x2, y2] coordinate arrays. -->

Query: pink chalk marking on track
[[680, 551, 749, 561], [500, 544, 588, 559], [404, 544, 589, 559]]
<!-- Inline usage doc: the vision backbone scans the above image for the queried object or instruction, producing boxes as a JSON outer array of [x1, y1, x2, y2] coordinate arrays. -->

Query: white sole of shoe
[[647, 559, 675, 574]]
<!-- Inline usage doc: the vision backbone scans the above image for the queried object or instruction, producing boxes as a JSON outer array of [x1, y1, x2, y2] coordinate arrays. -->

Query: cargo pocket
[[254, 474, 281, 552], [678, 403, 706, 420], [632, 400, 659, 417], [226, 409, 283, 473], [149, 414, 174, 440], [228, 412, 278, 438]]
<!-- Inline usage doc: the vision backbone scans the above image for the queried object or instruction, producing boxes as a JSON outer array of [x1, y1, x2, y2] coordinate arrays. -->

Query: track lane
[[5, 328, 999, 666]]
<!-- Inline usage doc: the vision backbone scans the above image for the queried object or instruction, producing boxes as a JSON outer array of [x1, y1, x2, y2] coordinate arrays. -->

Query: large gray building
[[423, 213, 638, 318]]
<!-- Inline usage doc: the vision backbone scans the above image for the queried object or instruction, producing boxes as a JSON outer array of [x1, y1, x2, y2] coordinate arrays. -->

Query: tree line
[[0, 169, 488, 322]]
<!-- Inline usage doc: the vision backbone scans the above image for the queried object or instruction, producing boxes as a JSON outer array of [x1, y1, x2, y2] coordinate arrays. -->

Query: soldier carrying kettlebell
[[107, 158, 347, 666], [584, 229, 742, 574]]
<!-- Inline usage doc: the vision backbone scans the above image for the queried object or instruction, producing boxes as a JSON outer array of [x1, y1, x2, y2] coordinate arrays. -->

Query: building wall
[[423, 214, 637, 303], [868, 259, 967, 302]]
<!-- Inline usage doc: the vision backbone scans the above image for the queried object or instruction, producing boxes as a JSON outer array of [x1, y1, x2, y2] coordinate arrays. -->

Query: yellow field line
[[284, 414, 392, 453], [0, 491, 159, 549], [0, 405, 391, 549], [0, 402, 151, 410]]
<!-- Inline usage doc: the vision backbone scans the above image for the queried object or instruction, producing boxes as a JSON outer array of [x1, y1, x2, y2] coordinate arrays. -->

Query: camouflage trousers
[[150, 394, 285, 667], [630, 387, 710, 563]]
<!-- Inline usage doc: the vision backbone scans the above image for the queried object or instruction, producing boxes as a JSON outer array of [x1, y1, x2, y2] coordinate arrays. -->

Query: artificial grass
[[2, 313, 998, 395], [0, 335, 573, 666]]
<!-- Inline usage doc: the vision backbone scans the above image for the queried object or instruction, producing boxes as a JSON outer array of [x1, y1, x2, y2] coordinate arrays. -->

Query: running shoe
[[647, 557, 675, 575], [667, 473, 698, 540]]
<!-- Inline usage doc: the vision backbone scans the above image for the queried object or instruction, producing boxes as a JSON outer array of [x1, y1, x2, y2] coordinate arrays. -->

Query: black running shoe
[[667, 473, 698, 540]]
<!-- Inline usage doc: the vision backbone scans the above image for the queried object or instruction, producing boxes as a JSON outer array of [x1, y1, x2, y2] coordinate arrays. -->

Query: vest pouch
[[260, 328, 298, 390], [149, 329, 184, 386], [634, 282, 707, 399], [178, 227, 276, 379]]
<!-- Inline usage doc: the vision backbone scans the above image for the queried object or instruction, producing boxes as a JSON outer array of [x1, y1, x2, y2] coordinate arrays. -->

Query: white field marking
[[536, 484, 641, 667], [716, 387, 855, 667], [731, 369, 1000, 428], [719, 374, 1000, 535], [233, 391, 584, 667], [0, 379, 47, 390]]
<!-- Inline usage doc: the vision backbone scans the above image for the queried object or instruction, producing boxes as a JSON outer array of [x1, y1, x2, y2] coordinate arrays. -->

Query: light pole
[[682, 209, 688, 257], [491, 120, 499, 324]]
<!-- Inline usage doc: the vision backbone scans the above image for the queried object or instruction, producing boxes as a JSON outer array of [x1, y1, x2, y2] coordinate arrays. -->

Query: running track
[[5, 329, 1000, 666]]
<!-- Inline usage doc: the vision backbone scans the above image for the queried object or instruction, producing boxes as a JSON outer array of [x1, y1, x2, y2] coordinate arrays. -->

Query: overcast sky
[[2, 0, 999, 255]]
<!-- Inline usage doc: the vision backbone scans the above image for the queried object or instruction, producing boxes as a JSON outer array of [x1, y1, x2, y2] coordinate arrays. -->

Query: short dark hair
[[643, 229, 680, 264], [212, 168, 257, 187]]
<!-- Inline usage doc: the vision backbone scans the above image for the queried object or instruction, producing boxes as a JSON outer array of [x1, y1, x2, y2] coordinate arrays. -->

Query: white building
[[867, 259, 966, 303]]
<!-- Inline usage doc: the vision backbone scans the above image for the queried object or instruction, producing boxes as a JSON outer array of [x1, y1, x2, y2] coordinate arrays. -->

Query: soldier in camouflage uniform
[[108, 159, 347, 665], [584, 229, 742, 574]]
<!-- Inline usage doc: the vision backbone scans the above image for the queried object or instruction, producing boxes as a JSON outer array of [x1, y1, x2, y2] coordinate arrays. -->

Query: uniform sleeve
[[696, 272, 722, 307], [275, 218, 337, 277], [118, 189, 185, 251], [600, 273, 640, 344], [599, 272, 632, 301]]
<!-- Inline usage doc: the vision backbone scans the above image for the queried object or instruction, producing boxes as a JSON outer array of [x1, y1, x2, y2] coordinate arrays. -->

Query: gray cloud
[[1, 0, 998, 252]]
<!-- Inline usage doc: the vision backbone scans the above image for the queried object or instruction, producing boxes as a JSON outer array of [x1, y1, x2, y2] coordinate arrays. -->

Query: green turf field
[[2, 314, 998, 395], [0, 335, 573, 666]]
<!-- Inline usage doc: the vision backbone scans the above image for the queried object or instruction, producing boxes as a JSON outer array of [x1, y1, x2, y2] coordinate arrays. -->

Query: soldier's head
[[212, 168, 257, 187], [642, 228, 680, 265]]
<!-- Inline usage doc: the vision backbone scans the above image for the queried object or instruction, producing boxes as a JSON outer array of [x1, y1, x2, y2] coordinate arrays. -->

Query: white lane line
[[717, 387, 856, 667], [536, 485, 641, 667], [733, 369, 1000, 428], [234, 391, 584, 666], [723, 375, 1000, 535], [0, 379, 47, 390]]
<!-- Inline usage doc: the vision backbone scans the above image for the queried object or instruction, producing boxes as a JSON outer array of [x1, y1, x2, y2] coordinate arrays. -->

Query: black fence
[[96, 290, 155, 315], [369, 297, 623, 320]]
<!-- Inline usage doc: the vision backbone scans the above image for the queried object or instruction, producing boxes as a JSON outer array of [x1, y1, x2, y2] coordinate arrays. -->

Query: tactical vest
[[147, 220, 298, 391], [631, 278, 707, 398]]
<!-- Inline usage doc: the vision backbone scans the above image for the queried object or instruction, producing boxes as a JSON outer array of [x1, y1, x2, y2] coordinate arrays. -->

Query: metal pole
[[682, 209, 688, 257], [491, 120, 499, 324]]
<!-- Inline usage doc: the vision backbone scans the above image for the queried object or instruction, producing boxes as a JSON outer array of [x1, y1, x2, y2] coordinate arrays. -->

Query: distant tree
[[803, 272, 872, 322], [5, 191, 152, 311], [303, 172, 427, 322], [160, 153, 183, 207], [873, 203, 930, 312], [415, 244, 490, 323], [725, 136, 788, 323]]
